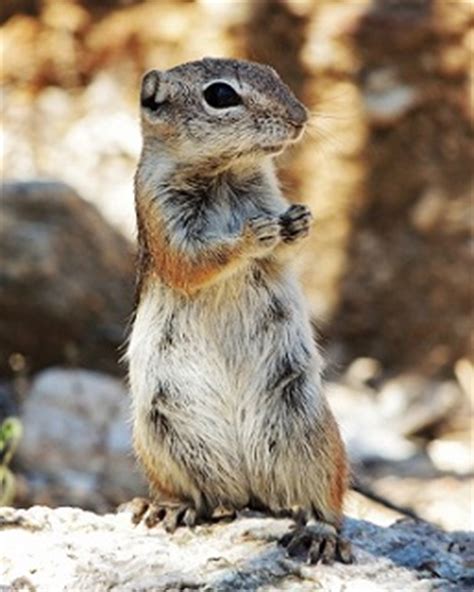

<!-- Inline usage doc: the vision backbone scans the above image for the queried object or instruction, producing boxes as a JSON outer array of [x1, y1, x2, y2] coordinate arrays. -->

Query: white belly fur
[[127, 267, 326, 510]]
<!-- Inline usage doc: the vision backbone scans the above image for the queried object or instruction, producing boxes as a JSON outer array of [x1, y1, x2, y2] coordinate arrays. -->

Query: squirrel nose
[[290, 103, 309, 127]]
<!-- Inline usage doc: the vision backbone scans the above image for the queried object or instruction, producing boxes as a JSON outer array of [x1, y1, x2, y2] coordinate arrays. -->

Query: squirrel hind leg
[[276, 413, 352, 564]]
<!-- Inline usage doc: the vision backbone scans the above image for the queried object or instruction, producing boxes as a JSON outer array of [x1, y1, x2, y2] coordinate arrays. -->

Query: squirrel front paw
[[279, 204, 313, 243], [244, 215, 281, 255]]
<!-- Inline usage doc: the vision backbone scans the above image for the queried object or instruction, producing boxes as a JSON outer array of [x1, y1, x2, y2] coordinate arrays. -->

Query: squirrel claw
[[279, 204, 313, 243], [118, 497, 198, 532], [245, 215, 281, 252], [279, 520, 353, 565], [118, 496, 150, 525]]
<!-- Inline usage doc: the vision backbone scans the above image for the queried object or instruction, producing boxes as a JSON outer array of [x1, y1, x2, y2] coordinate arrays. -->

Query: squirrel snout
[[141, 69, 168, 112], [288, 105, 308, 141], [289, 103, 309, 128], [287, 103, 308, 141]]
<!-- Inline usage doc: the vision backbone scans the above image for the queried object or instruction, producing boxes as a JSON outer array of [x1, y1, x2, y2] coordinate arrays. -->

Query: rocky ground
[[1, 506, 473, 592]]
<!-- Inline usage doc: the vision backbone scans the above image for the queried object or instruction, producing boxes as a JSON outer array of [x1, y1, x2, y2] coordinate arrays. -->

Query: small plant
[[0, 417, 23, 506]]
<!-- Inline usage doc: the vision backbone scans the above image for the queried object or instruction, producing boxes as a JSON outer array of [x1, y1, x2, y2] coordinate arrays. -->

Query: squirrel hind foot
[[279, 520, 353, 565], [119, 497, 237, 532], [119, 497, 200, 532]]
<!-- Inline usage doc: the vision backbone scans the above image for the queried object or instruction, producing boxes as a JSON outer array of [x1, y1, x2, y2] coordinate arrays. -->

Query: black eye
[[203, 83, 242, 109]]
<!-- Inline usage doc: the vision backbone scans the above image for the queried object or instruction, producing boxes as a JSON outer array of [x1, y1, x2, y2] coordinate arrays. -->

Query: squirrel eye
[[203, 83, 242, 109]]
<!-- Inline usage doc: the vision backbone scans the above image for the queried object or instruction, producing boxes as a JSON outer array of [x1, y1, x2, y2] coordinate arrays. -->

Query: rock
[[328, 381, 418, 463], [427, 437, 473, 475], [0, 506, 472, 591], [17, 367, 146, 508], [343, 356, 383, 390], [377, 375, 463, 438], [0, 181, 134, 376], [366, 474, 474, 533], [328, 365, 472, 532], [329, 370, 465, 472]]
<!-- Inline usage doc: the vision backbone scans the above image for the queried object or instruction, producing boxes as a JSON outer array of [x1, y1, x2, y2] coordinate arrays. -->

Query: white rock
[[328, 382, 417, 462], [427, 438, 474, 475], [344, 357, 382, 388], [0, 506, 471, 591], [18, 368, 145, 500]]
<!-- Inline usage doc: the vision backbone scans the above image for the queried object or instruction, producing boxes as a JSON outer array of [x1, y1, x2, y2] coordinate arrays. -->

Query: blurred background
[[0, 0, 472, 530]]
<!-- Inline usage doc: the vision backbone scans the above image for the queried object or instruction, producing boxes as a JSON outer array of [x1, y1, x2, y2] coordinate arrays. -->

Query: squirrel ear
[[140, 70, 167, 111]]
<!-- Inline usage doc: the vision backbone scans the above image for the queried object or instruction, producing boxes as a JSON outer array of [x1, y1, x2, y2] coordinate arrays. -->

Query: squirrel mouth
[[290, 124, 305, 141], [261, 128, 305, 153], [262, 144, 285, 155]]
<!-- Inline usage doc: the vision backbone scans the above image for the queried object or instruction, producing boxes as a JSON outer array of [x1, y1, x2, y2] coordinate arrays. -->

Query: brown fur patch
[[136, 199, 245, 295], [133, 431, 179, 500], [327, 412, 349, 526]]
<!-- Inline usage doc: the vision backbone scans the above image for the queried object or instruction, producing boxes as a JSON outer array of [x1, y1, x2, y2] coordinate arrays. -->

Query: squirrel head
[[139, 57, 308, 167]]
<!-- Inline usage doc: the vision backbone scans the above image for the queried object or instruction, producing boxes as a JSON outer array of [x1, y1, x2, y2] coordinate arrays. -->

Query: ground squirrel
[[126, 57, 352, 564]]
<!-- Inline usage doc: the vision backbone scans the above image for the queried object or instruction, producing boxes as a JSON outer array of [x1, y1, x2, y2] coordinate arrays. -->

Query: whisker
[[307, 86, 357, 108], [305, 122, 344, 154], [303, 130, 338, 164], [309, 110, 356, 122]]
